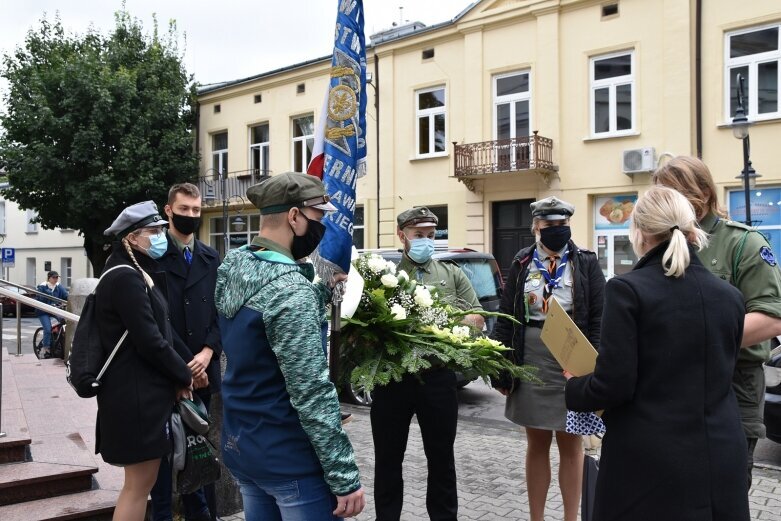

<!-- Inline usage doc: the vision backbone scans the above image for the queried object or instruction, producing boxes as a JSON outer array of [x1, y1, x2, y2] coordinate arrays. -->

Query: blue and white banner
[[308, 0, 367, 275]]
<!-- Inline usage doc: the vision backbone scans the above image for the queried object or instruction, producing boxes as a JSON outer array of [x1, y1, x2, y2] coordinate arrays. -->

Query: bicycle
[[34, 315, 67, 360]]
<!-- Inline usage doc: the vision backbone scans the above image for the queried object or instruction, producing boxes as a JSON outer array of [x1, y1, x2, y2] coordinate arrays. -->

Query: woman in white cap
[[98, 201, 193, 520], [492, 196, 605, 521]]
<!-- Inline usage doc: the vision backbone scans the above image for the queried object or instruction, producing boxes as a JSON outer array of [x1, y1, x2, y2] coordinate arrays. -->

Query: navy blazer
[[156, 233, 223, 394]]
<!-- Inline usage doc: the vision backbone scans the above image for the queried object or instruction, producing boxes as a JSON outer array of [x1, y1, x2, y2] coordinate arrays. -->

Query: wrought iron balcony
[[453, 131, 556, 180], [199, 169, 271, 206]]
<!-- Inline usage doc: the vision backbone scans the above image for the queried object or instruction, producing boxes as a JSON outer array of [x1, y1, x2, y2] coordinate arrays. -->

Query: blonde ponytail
[[633, 186, 708, 278]]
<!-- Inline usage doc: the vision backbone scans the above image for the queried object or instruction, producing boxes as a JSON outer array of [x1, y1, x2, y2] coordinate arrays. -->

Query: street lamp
[[731, 73, 761, 225]]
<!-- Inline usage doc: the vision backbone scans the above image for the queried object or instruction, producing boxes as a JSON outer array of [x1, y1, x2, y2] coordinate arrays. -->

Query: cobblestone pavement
[[219, 405, 781, 521]]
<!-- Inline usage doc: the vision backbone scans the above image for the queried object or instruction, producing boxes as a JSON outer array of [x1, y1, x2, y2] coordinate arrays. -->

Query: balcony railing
[[199, 169, 271, 206], [453, 131, 556, 179]]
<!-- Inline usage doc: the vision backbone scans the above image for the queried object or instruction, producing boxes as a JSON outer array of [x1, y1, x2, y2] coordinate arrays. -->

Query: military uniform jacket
[[397, 254, 481, 311], [698, 212, 781, 365]]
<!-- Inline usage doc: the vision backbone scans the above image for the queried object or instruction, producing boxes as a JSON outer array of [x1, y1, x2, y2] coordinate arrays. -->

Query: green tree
[[0, 10, 198, 274]]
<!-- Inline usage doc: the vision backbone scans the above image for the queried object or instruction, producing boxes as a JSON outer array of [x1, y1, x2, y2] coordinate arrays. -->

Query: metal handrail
[[0, 287, 79, 322], [1, 280, 68, 306]]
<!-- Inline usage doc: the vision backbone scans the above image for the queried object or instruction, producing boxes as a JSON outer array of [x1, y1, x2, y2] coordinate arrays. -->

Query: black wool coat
[[566, 243, 750, 521], [492, 241, 605, 389], [156, 235, 222, 395], [94, 246, 192, 465]]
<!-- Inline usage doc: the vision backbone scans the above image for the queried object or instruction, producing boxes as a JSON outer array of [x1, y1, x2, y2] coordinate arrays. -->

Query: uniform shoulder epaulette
[[723, 220, 754, 232], [438, 259, 460, 267], [575, 247, 596, 255]]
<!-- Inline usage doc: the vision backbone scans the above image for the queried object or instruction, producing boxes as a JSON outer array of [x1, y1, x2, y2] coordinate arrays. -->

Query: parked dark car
[[0, 286, 37, 317], [765, 341, 781, 444], [340, 248, 505, 406]]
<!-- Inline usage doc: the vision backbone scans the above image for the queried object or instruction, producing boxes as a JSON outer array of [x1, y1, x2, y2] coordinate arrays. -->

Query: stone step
[[0, 488, 119, 521], [0, 461, 97, 506], [0, 436, 31, 464]]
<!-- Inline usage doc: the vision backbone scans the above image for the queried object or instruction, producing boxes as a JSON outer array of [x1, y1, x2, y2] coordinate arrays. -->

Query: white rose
[[390, 303, 407, 320], [413, 286, 433, 307], [452, 325, 471, 339], [380, 273, 399, 288], [397, 269, 409, 281], [385, 260, 397, 274], [367, 256, 386, 274]]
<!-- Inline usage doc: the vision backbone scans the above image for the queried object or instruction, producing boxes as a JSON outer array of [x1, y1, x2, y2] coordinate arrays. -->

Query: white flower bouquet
[[340, 253, 537, 393]]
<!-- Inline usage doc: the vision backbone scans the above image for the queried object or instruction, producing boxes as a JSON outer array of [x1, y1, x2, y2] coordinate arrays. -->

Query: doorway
[[492, 199, 536, 279]]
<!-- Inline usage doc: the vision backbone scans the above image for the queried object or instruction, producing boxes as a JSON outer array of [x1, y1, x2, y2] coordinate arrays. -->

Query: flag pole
[[329, 291, 342, 385]]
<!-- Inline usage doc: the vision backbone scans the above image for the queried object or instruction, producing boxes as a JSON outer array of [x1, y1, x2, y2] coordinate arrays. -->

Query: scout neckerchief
[[532, 248, 569, 314]]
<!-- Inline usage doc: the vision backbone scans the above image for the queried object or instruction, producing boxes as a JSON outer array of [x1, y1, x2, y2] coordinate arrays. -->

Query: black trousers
[[370, 368, 459, 521]]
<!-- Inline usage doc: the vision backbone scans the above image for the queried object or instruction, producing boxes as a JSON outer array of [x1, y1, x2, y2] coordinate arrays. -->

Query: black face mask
[[539, 225, 571, 252], [171, 213, 201, 236], [291, 211, 326, 260]]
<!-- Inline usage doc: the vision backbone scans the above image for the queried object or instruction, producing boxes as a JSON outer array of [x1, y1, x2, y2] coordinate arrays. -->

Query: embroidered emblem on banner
[[760, 246, 777, 266], [328, 84, 357, 121]]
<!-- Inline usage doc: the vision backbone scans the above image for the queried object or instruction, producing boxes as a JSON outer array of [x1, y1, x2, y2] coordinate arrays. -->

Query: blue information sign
[[1, 247, 14, 268]]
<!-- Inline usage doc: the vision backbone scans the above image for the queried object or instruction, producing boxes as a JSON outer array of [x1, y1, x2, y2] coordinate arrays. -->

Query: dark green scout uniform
[[397, 256, 481, 311], [698, 212, 781, 482]]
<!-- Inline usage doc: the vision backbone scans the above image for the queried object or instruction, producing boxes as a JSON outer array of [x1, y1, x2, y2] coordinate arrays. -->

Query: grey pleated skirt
[[505, 326, 567, 431]]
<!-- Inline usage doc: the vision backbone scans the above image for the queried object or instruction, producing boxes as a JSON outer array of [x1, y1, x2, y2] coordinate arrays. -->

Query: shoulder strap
[[100, 264, 135, 280], [91, 264, 136, 387]]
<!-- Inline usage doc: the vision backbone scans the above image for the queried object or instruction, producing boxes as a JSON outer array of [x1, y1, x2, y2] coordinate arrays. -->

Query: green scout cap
[[397, 207, 438, 230], [531, 196, 575, 220], [246, 172, 337, 215]]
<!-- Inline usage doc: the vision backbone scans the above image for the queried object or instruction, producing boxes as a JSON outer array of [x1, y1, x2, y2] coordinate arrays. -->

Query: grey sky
[[0, 0, 473, 91]]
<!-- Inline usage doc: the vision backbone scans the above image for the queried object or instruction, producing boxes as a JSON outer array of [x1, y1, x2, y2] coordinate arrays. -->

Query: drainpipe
[[695, 0, 703, 158], [373, 49, 381, 248]]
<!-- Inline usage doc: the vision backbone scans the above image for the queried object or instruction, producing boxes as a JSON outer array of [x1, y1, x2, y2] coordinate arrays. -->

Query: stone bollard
[[64, 278, 99, 359]]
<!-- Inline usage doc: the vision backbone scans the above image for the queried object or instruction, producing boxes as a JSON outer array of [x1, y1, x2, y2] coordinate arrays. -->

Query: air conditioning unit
[[622, 147, 656, 175]]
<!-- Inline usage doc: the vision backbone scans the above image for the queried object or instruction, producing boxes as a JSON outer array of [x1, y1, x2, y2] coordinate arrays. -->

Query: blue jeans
[[38, 314, 53, 347], [237, 475, 339, 521]]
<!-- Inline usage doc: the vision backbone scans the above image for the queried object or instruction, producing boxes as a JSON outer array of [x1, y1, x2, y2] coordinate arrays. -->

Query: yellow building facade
[[196, 0, 781, 278]]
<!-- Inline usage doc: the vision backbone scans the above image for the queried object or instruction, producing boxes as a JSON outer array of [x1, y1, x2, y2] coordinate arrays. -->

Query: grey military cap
[[531, 196, 575, 220], [104, 200, 168, 238], [397, 207, 438, 230]]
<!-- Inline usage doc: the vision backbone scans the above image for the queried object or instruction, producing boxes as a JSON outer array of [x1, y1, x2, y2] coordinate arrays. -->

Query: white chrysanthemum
[[367, 255, 387, 274], [452, 325, 471, 339], [413, 286, 433, 307], [380, 273, 399, 288], [390, 303, 407, 320], [385, 260, 397, 274]]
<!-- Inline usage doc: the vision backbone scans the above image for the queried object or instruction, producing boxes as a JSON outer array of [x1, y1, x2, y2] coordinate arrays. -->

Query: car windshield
[[455, 259, 501, 300]]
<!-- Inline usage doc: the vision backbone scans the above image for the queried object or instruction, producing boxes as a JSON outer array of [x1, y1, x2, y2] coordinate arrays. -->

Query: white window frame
[[724, 24, 781, 123], [589, 50, 636, 137], [212, 132, 228, 176], [492, 70, 532, 140], [291, 115, 314, 173], [249, 123, 270, 176], [61, 257, 72, 288], [0, 201, 5, 235], [594, 231, 637, 279], [415, 86, 447, 158], [26, 209, 38, 233]]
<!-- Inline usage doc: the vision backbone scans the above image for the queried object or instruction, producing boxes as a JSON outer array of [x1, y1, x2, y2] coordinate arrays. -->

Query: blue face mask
[[142, 231, 169, 259], [407, 237, 435, 264]]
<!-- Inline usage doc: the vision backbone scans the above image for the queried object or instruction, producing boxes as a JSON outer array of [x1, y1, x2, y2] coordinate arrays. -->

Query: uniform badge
[[528, 293, 538, 306], [759, 246, 777, 266]]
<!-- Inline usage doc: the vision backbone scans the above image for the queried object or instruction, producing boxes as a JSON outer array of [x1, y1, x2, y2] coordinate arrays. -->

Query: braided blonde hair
[[630, 186, 709, 278], [122, 236, 155, 288]]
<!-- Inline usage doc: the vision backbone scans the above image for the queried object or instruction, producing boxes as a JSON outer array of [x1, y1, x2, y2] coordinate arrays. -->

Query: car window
[[457, 259, 500, 300]]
